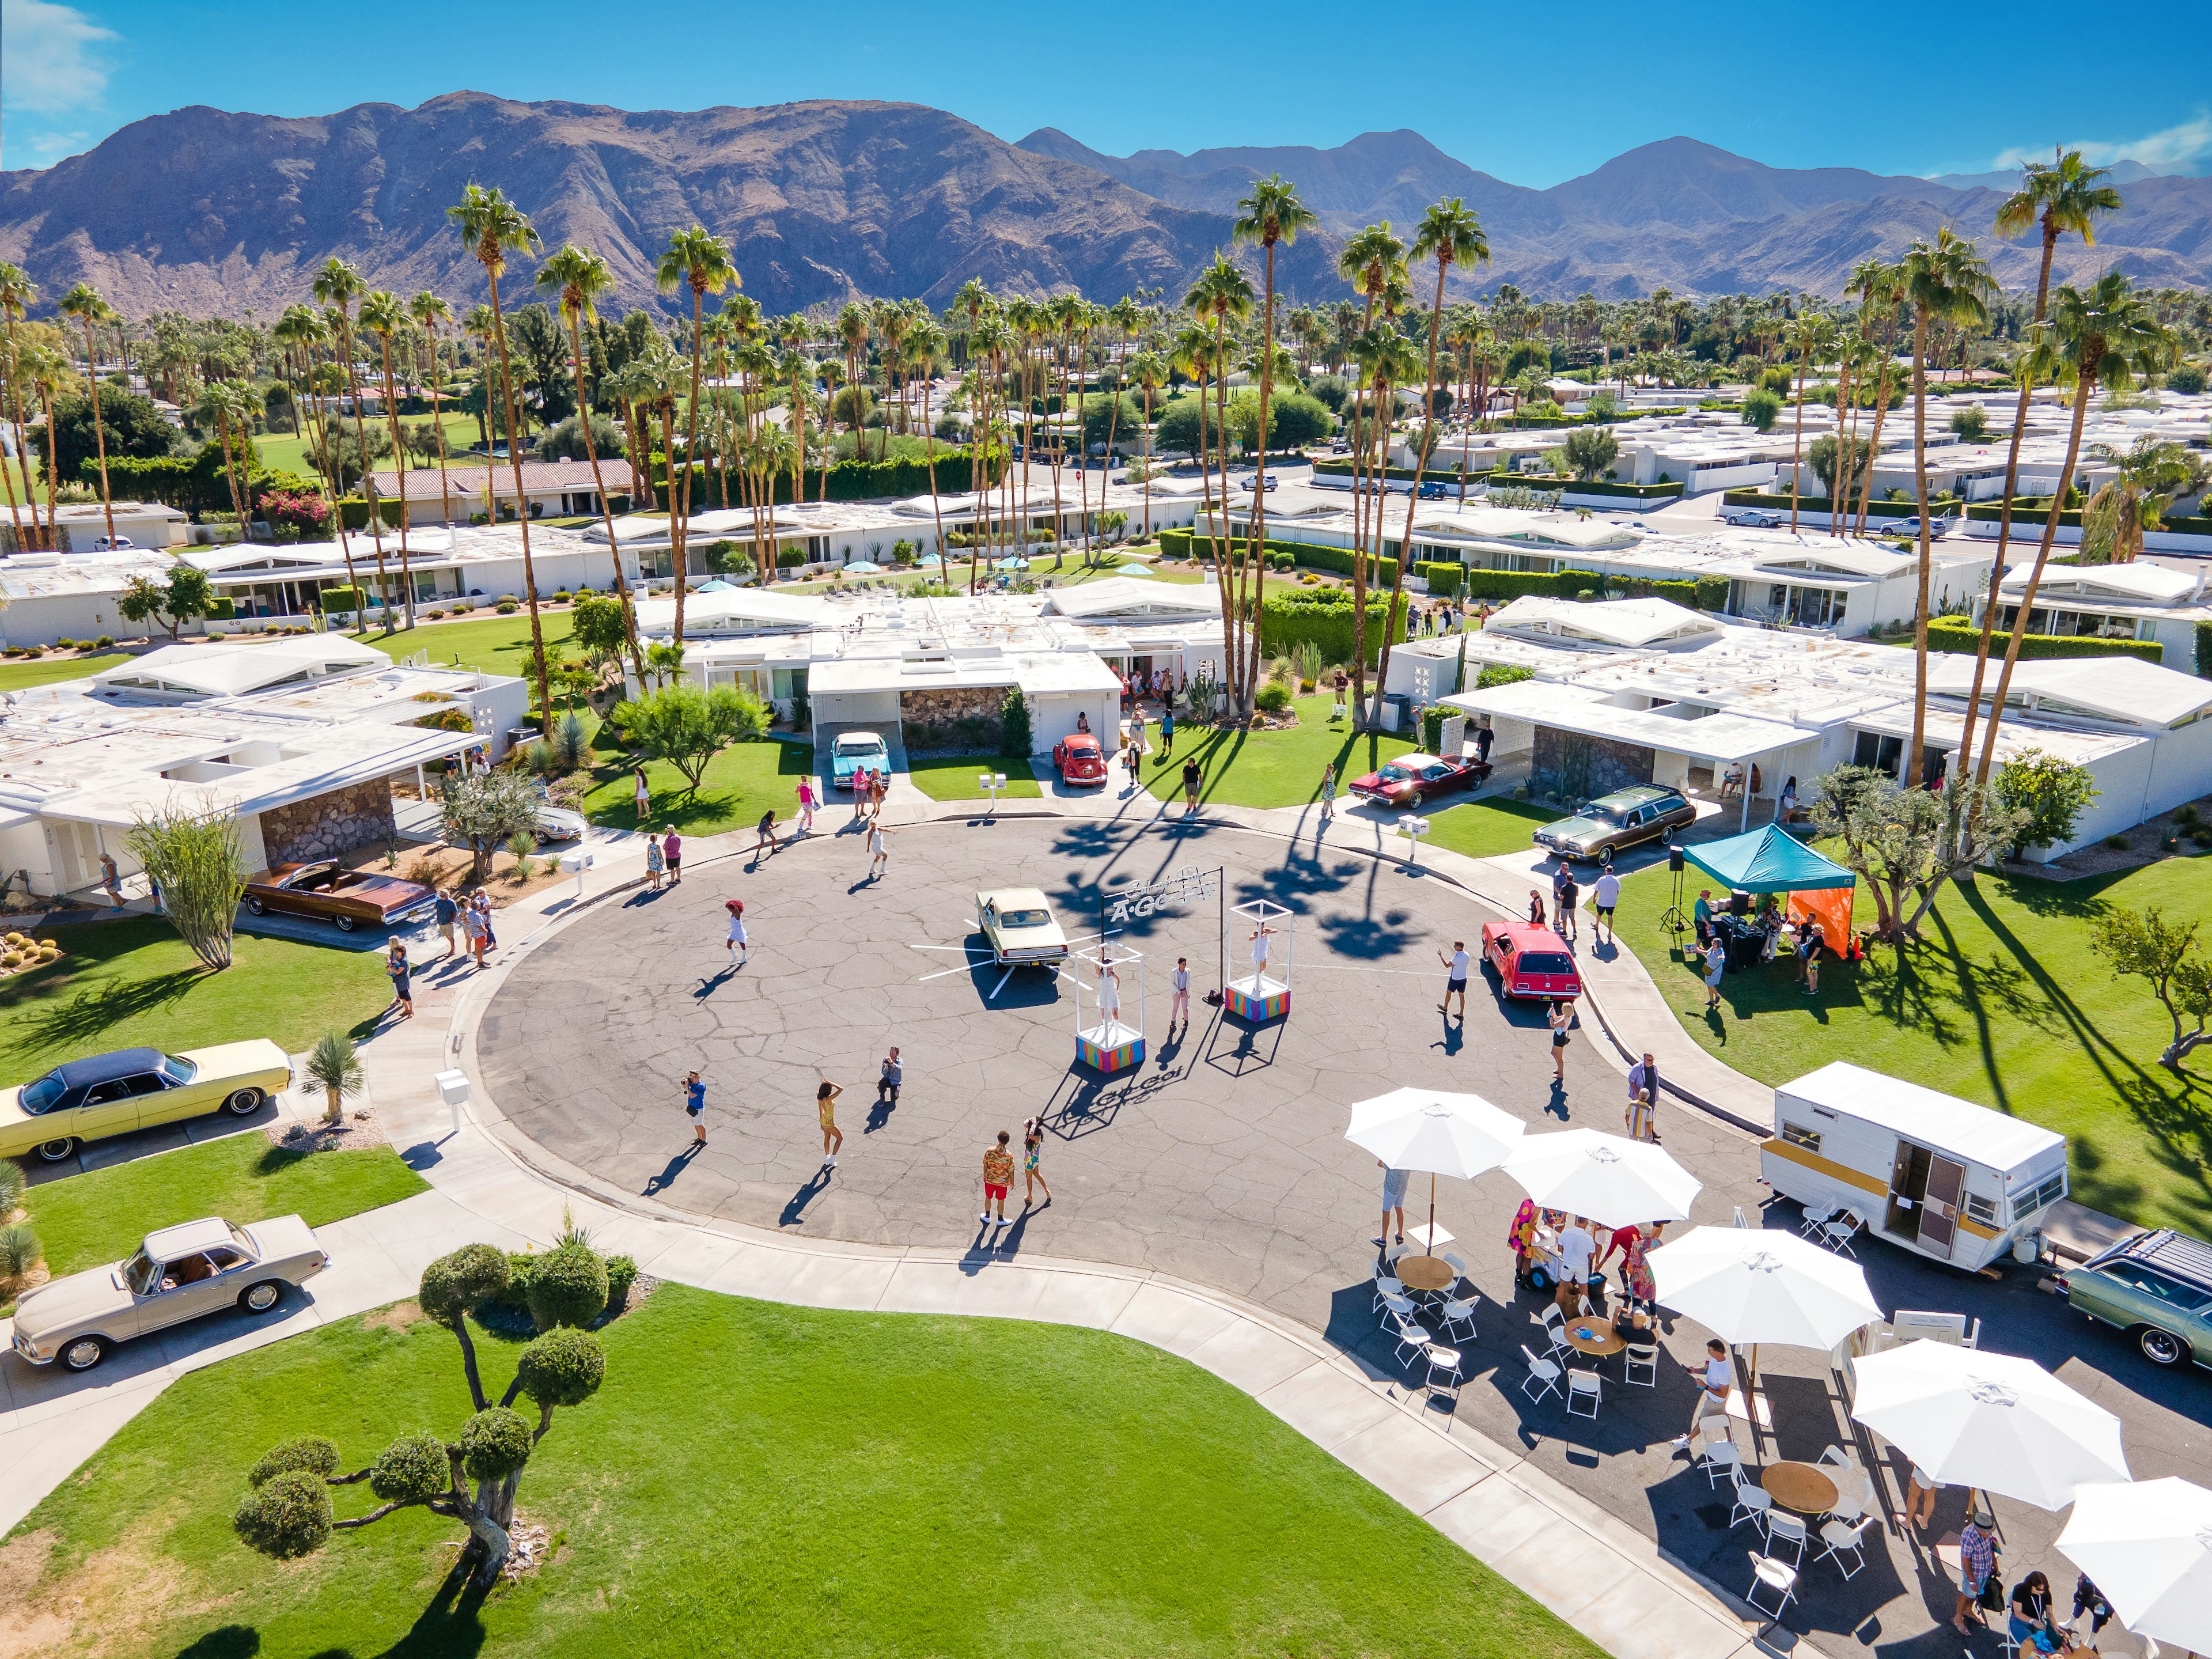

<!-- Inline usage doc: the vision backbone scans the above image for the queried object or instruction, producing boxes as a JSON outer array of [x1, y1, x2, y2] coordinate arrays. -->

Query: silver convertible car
[[10, 1214, 327, 1372]]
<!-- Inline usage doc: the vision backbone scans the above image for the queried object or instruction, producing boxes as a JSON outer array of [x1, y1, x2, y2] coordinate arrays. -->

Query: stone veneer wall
[[259, 778, 397, 866], [899, 685, 1006, 749], [1529, 729, 1654, 805]]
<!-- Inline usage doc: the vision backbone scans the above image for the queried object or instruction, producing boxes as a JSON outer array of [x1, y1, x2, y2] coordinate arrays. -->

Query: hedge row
[[1257, 589, 1407, 666], [336, 497, 405, 531], [1925, 618, 2162, 664], [1487, 471, 1684, 500], [1164, 529, 1405, 587], [83, 452, 321, 517], [1720, 489, 1949, 518], [1445, 566, 1729, 611], [650, 449, 999, 507], [2198, 620, 2212, 680], [1310, 460, 1469, 483]]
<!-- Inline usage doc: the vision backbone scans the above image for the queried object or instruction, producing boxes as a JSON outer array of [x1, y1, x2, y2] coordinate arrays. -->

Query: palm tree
[[24, 344, 69, 544], [461, 304, 501, 526], [2081, 438, 2202, 565], [1233, 175, 1319, 673], [0, 263, 43, 550], [58, 282, 119, 547], [535, 244, 643, 677], [194, 379, 257, 543], [1954, 152, 2124, 779], [1899, 229, 1995, 789], [1972, 271, 2175, 787], [1847, 263, 1906, 537], [1127, 349, 1166, 541], [1784, 309, 1836, 534], [1185, 259, 1255, 707], [657, 226, 739, 655], [407, 292, 458, 533], [1396, 198, 1488, 627], [448, 183, 554, 730], [1338, 223, 1404, 577], [311, 258, 376, 619], [835, 302, 870, 453], [271, 305, 329, 519], [906, 318, 953, 575], [1355, 322, 1423, 726], [357, 290, 418, 629]]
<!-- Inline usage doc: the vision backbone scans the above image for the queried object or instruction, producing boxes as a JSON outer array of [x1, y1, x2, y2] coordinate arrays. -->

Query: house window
[[1852, 731, 1904, 772], [1779, 1122, 1822, 1153]]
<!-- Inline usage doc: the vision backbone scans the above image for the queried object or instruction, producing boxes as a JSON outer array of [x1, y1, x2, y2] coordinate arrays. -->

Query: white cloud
[[0, 0, 118, 117], [1992, 111, 2212, 172]]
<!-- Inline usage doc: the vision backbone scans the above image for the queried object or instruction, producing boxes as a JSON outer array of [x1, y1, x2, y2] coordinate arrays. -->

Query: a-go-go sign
[[1107, 865, 1217, 924]]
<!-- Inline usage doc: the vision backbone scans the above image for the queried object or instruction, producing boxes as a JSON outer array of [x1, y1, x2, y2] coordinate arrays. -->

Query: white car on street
[[976, 888, 1069, 967]]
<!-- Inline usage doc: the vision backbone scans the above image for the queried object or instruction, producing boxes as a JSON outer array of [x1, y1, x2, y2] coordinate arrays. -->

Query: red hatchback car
[[1480, 921, 1582, 1001], [1349, 751, 1491, 810], [1053, 733, 1108, 785]]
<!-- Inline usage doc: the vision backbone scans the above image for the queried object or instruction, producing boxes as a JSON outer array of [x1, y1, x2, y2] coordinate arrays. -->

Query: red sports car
[[1349, 751, 1491, 809], [1053, 732, 1108, 785], [1480, 921, 1582, 1001]]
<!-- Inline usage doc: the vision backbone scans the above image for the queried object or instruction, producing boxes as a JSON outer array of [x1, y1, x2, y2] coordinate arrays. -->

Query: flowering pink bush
[[262, 490, 331, 536]]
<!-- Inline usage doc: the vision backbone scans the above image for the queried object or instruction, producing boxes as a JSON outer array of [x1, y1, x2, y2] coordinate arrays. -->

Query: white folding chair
[[1816, 1514, 1875, 1578], [1821, 1217, 1859, 1257], [1566, 1369, 1601, 1420], [1827, 1476, 1876, 1523], [1442, 1252, 1469, 1283], [1520, 1343, 1562, 1403], [1391, 1313, 1434, 1366], [1438, 1295, 1479, 1342], [1383, 1241, 1411, 1266], [1765, 1510, 1809, 1566], [1423, 1342, 1463, 1397], [1539, 1301, 1566, 1338], [1372, 1270, 1405, 1312], [1624, 1341, 1659, 1387], [1380, 1289, 1417, 1324], [1817, 1443, 1854, 1471], [1746, 1551, 1798, 1623], [1730, 1471, 1774, 1535], [1798, 1203, 1838, 1238], [1699, 1437, 1744, 1488]]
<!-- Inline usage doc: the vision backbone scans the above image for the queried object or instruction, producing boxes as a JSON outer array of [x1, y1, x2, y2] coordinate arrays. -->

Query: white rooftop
[[89, 635, 389, 699], [1778, 1062, 2066, 1175], [1484, 596, 1723, 650]]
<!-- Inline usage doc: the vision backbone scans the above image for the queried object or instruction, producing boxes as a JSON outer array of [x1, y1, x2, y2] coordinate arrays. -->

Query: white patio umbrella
[[1644, 1225, 1884, 1351], [1344, 1088, 1525, 1246], [1849, 1340, 2130, 1512], [1501, 1128, 1702, 1230], [2057, 1478, 2212, 1653]]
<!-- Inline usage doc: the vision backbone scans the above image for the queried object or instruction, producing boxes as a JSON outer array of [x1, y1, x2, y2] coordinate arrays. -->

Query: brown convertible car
[[243, 860, 440, 933]]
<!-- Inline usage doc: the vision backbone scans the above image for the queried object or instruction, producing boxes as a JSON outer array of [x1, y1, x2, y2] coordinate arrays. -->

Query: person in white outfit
[[868, 819, 889, 880], [724, 898, 748, 967], [1169, 956, 1190, 1035]]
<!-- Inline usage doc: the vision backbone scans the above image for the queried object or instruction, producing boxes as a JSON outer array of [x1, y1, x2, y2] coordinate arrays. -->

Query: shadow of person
[[779, 1168, 830, 1227], [694, 967, 736, 999], [865, 1092, 897, 1133], [1547, 1078, 1571, 1120], [1433, 1018, 1465, 1058], [641, 1142, 702, 1196]]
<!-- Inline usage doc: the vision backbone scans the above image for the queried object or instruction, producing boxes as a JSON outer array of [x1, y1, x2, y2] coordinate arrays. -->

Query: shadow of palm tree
[[20, 967, 207, 1052]]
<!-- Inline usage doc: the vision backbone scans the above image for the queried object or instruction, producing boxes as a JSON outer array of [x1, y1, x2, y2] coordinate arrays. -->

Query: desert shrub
[[524, 1241, 610, 1332], [604, 1253, 639, 1315], [234, 1470, 333, 1559], [1255, 682, 1292, 714], [0, 1220, 40, 1278]]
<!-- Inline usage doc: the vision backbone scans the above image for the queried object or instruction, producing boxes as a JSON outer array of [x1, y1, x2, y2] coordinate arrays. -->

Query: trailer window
[[1964, 1192, 2000, 1228], [1779, 1121, 1822, 1153], [2013, 1172, 2066, 1219]]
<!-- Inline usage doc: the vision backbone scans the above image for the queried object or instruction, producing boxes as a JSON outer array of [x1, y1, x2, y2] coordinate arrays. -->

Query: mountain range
[[2, 94, 2207, 323]]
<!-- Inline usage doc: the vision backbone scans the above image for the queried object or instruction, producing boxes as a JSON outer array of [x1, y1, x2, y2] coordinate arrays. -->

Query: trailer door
[[1918, 1154, 1967, 1258]]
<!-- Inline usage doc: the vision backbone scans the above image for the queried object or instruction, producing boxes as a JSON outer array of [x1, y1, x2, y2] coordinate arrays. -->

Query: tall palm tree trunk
[[1383, 262, 1452, 717], [484, 268, 552, 732], [564, 310, 642, 680], [1787, 343, 1810, 535], [1903, 309, 1936, 789], [336, 325, 391, 626], [376, 338, 416, 629], [423, 326, 456, 531]]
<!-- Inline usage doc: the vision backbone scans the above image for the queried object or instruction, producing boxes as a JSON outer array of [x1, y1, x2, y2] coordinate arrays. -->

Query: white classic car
[[975, 888, 1070, 967]]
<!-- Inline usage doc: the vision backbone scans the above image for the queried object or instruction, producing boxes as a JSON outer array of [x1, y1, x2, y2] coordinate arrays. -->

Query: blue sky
[[6, 0, 2211, 184]]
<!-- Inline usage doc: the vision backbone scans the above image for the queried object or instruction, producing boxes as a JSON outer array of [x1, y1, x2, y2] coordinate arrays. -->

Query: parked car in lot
[[830, 731, 890, 790], [1349, 751, 1491, 810], [243, 861, 439, 932], [2061, 1228, 2212, 1370], [1533, 783, 1697, 863], [1053, 733, 1108, 785], [1722, 507, 1782, 528], [975, 887, 1069, 967], [0, 1040, 292, 1162], [1479, 921, 1583, 1001], [10, 1214, 327, 1372]]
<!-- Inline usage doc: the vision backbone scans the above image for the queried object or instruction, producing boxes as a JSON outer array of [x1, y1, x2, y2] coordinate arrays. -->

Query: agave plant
[[305, 1030, 364, 1128]]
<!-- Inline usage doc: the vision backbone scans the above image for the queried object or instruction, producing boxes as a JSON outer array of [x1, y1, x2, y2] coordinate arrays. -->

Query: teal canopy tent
[[1680, 824, 1854, 895]]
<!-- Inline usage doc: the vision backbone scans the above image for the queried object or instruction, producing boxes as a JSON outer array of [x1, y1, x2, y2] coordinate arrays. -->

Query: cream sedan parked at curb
[[0, 1041, 294, 1162], [10, 1215, 328, 1372]]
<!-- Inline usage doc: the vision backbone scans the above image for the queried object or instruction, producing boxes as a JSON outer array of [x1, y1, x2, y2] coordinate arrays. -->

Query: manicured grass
[[361, 611, 579, 676], [1141, 692, 1416, 809], [6, 1282, 1605, 1659], [1612, 853, 2212, 1233], [581, 736, 813, 836], [23, 1131, 426, 1283], [1422, 795, 1559, 860], [0, 917, 392, 1080], [255, 413, 487, 481], [903, 754, 1044, 802], [0, 652, 130, 692]]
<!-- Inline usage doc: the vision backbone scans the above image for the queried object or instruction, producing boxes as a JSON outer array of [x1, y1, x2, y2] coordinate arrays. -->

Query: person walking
[[1377, 1159, 1410, 1248], [795, 777, 817, 835], [1169, 956, 1190, 1036], [1438, 939, 1471, 1020], [1548, 998, 1573, 1082], [1627, 1051, 1661, 1142], [1474, 717, 1494, 766], [815, 1080, 844, 1169], [724, 898, 748, 967], [1954, 1515, 1999, 1635], [1592, 862, 1620, 946], [866, 816, 889, 881], [1122, 740, 1141, 796], [754, 808, 778, 862], [461, 895, 488, 968], [1319, 761, 1336, 825], [384, 939, 414, 1020], [1330, 667, 1349, 723], [1527, 889, 1546, 927], [434, 888, 459, 959], [472, 890, 498, 957], [876, 1047, 902, 1111], [684, 1070, 707, 1147], [1181, 756, 1202, 816], [1906, 1460, 1942, 1532], [981, 1131, 1016, 1228], [98, 851, 124, 910], [1671, 1338, 1736, 1452], [1021, 1115, 1052, 1209], [1556, 869, 1580, 946], [1159, 705, 1174, 756], [1703, 934, 1726, 1011], [644, 832, 665, 892], [632, 766, 650, 825], [662, 826, 683, 885]]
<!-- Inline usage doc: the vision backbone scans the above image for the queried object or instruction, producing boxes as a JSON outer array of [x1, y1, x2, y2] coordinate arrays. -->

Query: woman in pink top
[[795, 778, 816, 834], [661, 826, 683, 884]]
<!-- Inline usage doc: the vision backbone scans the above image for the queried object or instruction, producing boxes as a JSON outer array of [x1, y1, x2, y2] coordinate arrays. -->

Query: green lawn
[[903, 754, 1044, 802], [21, 1131, 426, 1285], [1612, 853, 2212, 1233], [0, 917, 392, 1081], [5, 1282, 1604, 1659], [362, 611, 579, 676], [1422, 795, 1558, 860], [581, 735, 813, 836], [256, 413, 488, 482], [0, 652, 131, 692], [1142, 692, 1416, 809]]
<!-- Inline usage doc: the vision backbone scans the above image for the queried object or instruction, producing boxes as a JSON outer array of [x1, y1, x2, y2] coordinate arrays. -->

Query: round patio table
[[1563, 1321, 1626, 1361], [1762, 1461, 1840, 1514], [1395, 1255, 1455, 1293]]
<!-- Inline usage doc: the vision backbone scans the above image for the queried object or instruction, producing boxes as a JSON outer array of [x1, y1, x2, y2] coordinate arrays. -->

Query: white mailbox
[[434, 1067, 470, 1134]]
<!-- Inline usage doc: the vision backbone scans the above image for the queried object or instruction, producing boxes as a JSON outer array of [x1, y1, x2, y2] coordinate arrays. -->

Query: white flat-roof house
[[1438, 600, 2212, 857], [0, 637, 527, 902], [0, 501, 191, 555], [1976, 560, 2210, 675]]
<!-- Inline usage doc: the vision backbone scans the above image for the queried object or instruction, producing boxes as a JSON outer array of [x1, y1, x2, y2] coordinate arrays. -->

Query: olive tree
[[441, 767, 540, 881], [116, 566, 216, 641], [612, 683, 766, 794], [124, 800, 247, 969], [1993, 748, 2099, 855], [1809, 764, 2028, 942], [2090, 907, 2212, 1071], [233, 1243, 606, 1585]]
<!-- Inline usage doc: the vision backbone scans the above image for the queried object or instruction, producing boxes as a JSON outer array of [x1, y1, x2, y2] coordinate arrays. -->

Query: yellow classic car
[[0, 1040, 293, 1163]]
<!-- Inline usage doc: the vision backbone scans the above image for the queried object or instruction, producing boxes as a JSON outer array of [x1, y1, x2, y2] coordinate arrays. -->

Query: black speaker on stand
[[1661, 840, 1690, 940]]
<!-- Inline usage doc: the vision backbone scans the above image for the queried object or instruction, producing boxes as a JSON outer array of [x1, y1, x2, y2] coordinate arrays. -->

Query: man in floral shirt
[[980, 1132, 1016, 1229]]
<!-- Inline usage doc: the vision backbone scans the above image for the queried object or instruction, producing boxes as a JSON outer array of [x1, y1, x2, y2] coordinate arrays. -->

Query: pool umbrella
[[1501, 1129, 1701, 1230], [1848, 1340, 2130, 1511], [842, 559, 882, 573], [1645, 1225, 1883, 1351], [2057, 1478, 2212, 1653], [1344, 1088, 1525, 1247]]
